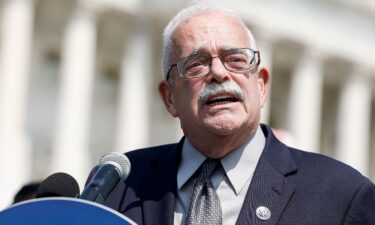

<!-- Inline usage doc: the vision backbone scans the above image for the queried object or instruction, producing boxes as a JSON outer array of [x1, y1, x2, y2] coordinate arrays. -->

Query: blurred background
[[0, 0, 374, 209]]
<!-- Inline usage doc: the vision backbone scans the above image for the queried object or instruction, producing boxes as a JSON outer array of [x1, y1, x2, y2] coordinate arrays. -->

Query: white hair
[[161, 1, 257, 80]]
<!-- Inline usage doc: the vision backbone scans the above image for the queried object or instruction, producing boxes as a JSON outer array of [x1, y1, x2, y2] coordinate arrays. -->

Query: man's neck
[[186, 126, 258, 159]]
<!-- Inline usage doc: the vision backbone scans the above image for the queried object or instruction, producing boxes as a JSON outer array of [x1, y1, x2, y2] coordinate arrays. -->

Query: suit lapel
[[139, 126, 297, 225], [236, 125, 297, 225], [141, 139, 184, 225]]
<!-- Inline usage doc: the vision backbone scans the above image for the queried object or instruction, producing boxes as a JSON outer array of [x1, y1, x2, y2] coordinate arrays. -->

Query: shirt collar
[[177, 126, 266, 195], [177, 139, 206, 190], [221, 126, 265, 195]]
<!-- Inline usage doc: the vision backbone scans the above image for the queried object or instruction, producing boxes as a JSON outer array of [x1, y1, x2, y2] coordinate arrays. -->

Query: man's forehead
[[183, 10, 239, 25], [170, 13, 249, 58], [179, 12, 244, 34]]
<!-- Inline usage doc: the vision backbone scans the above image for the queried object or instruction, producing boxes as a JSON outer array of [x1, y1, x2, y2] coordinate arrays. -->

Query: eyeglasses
[[166, 48, 260, 81]]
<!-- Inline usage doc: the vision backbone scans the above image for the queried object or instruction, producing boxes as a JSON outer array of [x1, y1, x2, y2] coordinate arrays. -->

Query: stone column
[[115, 25, 151, 152], [336, 68, 372, 175], [51, 9, 96, 187], [0, 0, 34, 209], [288, 50, 323, 152]]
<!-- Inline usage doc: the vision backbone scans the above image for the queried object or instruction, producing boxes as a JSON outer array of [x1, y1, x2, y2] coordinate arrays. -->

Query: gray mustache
[[198, 81, 245, 104]]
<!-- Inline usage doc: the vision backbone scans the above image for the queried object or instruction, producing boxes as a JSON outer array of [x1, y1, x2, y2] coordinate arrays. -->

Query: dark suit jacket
[[99, 125, 375, 225]]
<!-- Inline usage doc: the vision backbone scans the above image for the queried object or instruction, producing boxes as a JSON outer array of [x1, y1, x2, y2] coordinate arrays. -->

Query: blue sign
[[0, 197, 136, 225]]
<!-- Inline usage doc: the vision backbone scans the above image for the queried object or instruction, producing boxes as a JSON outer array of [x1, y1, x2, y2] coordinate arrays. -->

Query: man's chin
[[202, 118, 243, 136]]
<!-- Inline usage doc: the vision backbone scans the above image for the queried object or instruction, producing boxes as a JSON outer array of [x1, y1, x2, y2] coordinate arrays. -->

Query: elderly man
[[100, 3, 375, 225]]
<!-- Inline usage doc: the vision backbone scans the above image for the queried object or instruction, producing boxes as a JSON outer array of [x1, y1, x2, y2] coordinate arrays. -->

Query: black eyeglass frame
[[165, 48, 260, 81]]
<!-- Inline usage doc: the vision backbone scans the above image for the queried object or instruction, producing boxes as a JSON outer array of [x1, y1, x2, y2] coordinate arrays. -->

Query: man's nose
[[207, 57, 230, 83]]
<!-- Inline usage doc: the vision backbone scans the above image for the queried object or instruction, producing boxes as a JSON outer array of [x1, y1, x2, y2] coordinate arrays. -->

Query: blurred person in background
[[12, 181, 41, 204]]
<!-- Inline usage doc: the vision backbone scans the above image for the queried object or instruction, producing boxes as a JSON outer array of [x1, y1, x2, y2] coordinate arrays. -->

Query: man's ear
[[257, 66, 270, 108], [158, 80, 179, 117]]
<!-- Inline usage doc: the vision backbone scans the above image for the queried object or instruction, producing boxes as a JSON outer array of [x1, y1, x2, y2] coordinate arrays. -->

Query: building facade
[[0, 0, 374, 208]]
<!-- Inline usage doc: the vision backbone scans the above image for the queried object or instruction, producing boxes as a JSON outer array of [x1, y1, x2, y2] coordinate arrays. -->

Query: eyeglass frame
[[165, 48, 261, 81]]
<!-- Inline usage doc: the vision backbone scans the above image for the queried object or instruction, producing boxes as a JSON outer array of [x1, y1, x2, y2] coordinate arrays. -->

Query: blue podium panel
[[0, 197, 136, 225]]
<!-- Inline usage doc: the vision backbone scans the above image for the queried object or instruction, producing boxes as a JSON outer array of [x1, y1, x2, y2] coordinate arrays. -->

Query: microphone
[[80, 152, 131, 204], [36, 172, 80, 198]]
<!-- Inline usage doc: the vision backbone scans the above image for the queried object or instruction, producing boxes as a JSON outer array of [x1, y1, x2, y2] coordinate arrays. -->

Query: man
[[98, 3, 375, 225]]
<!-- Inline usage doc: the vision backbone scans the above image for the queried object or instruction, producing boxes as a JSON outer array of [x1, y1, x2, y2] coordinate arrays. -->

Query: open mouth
[[206, 94, 240, 106]]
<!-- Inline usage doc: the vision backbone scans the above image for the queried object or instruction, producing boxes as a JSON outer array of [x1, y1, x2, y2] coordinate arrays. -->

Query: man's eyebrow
[[188, 48, 202, 57], [191, 45, 238, 54], [188, 46, 209, 56], [184, 45, 239, 59], [221, 46, 238, 50]]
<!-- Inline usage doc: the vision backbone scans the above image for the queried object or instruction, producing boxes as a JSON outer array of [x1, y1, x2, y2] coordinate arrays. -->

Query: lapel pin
[[256, 206, 271, 221]]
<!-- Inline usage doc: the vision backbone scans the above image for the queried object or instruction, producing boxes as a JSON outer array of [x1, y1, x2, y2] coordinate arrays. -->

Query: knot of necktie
[[198, 158, 220, 181]]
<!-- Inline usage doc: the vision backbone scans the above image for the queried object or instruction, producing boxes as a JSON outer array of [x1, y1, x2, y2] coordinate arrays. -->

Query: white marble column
[[0, 0, 34, 209], [258, 40, 273, 124], [336, 68, 372, 176], [115, 26, 151, 152], [288, 50, 323, 152], [51, 9, 96, 187]]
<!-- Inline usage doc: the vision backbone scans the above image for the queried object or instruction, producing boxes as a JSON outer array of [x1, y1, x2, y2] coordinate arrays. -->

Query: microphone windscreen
[[36, 172, 80, 198], [99, 152, 131, 181]]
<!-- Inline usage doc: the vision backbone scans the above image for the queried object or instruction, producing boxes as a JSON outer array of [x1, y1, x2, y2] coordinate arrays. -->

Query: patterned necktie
[[184, 159, 223, 225]]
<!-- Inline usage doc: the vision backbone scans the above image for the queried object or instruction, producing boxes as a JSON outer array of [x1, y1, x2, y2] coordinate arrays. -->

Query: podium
[[0, 197, 136, 225]]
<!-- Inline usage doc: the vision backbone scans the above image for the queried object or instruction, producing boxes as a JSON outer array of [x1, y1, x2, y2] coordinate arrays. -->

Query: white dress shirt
[[174, 126, 266, 225]]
